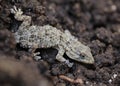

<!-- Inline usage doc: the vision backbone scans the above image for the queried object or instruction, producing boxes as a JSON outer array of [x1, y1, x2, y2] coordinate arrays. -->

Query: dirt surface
[[0, 0, 120, 86]]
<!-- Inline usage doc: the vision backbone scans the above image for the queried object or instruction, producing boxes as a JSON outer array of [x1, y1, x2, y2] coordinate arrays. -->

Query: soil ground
[[0, 0, 120, 86]]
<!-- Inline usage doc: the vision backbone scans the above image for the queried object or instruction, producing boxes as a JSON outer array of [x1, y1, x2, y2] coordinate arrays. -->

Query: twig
[[59, 75, 83, 84]]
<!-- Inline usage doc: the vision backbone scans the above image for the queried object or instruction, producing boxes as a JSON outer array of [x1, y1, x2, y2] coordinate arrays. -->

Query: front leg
[[55, 45, 74, 67], [11, 6, 31, 29], [54, 45, 66, 62]]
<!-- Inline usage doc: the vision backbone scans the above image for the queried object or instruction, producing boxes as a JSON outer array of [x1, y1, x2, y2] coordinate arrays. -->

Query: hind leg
[[28, 46, 41, 61], [11, 6, 31, 29]]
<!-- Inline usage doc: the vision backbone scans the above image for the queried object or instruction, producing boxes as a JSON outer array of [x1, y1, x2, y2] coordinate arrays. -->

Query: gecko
[[10, 6, 94, 67]]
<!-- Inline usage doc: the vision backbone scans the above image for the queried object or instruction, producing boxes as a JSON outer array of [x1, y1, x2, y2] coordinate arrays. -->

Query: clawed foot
[[65, 60, 74, 68], [33, 52, 41, 61], [10, 6, 23, 15], [28, 48, 41, 61]]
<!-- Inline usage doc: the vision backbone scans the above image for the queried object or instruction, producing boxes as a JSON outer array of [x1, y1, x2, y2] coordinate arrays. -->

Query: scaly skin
[[11, 6, 94, 67]]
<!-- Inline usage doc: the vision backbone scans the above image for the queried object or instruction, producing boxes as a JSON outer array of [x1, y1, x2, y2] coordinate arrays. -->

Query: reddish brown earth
[[0, 0, 120, 86]]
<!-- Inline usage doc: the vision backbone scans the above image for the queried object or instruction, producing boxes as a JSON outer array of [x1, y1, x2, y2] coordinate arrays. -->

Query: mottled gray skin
[[11, 6, 94, 67]]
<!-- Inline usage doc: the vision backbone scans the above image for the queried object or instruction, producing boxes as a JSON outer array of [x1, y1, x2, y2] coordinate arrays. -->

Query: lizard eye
[[79, 54, 85, 59]]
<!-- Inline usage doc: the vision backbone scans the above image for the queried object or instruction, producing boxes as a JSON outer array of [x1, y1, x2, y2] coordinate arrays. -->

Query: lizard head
[[78, 47, 94, 64], [66, 45, 94, 64]]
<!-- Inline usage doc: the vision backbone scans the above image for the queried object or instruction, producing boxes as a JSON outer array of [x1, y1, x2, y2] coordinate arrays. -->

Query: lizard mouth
[[75, 54, 94, 64], [80, 55, 94, 64]]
